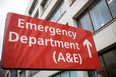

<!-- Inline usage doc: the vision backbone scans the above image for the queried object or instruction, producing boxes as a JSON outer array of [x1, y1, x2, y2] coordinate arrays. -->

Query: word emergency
[[18, 18, 77, 39]]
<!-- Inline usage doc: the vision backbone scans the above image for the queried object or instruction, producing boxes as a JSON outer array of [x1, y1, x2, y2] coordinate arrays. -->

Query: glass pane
[[107, 0, 116, 17], [70, 71, 77, 77], [51, 17, 55, 22], [90, 5, 101, 30], [49, 15, 55, 22], [43, 0, 51, 11], [54, 9, 60, 21], [80, 13, 94, 32], [61, 71, 70, 77], [47, 0, 65, 22], [98, 0, 112, 24], [103, 49, 116, 67], [60, 1, 65, 15], [29, 0, 38, 15], [90, 0, 112, 30], [54, 74, 60, 77]]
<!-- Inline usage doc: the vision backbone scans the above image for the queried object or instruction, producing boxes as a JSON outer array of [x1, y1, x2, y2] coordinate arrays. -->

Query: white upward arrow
[[83, 39, 92, 58]]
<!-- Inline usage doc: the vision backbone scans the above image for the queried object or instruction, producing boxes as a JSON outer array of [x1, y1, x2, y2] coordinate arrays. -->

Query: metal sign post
[[94, 70, 98, 77], [10, 69, 17, 77]]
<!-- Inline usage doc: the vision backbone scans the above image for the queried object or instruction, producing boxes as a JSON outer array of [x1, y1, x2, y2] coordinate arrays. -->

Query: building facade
[[5, 0, 116, 77]]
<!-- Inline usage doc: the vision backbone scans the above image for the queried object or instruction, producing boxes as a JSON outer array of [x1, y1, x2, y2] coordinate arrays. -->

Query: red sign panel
[[2, 13, 101, 69]]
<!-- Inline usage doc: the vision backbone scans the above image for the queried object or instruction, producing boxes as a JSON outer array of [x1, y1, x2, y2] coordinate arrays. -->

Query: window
[[28, 70, 39, 77], [29, 0, 38, 15], [103, 50, 116, 67], [88, 48, 116, 77], [34, 10, 39, 18], [61, 71, 70, 77], [48, 0, 65, 22], [78, 12, 94, 32], [70, 71, 77, 77], [77, 0, 116, 32], [106, 0, 116, 17], [54, 74, 60, 77], [53, 71, 77, 77], [90, 0, 112, 30], [69, 0, 75, 6], [41, 0, 52, 12]]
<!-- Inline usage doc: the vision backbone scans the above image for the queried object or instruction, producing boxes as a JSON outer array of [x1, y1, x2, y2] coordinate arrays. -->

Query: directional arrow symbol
[[83, 39, 92, 58]]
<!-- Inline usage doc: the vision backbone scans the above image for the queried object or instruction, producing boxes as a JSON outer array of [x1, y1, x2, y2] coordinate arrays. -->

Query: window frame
[[88, 48, 116, 77], [34, 10, 39, 18], [48, 0, 66, 22], [76, 0, 115, 33], [41, 0, 52, 12], [77, 9, 95, 32], [69, 0, 76, 6], [28, 0, 38, 15]]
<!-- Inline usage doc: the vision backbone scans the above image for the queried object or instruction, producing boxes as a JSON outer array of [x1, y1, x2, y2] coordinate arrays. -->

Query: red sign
[[2, 13, 101, 69]]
